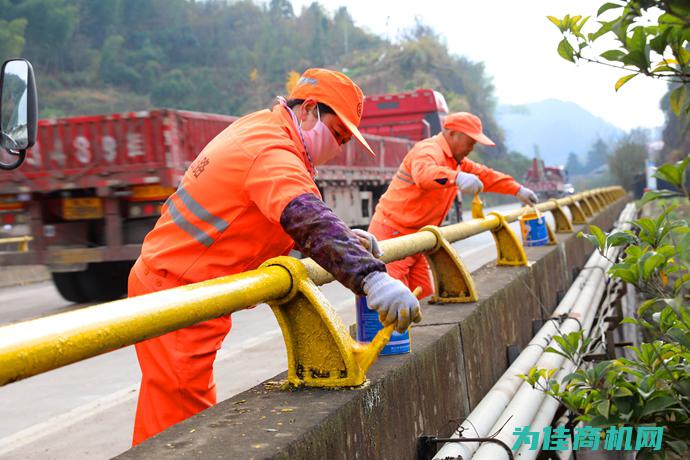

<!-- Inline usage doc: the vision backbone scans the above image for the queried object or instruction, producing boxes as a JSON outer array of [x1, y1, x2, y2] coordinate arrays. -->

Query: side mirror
[[0, 59, 38, 171]]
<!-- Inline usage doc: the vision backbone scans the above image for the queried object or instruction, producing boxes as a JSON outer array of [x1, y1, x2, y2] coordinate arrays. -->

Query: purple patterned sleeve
[[280, 193, 386, 294]]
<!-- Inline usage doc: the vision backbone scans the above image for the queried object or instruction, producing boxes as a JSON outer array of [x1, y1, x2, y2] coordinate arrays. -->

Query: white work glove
[[455, 171, 483, 195], [352, 228, 384, 258], [363, 271, 421, 333], [516, 186, 538, 205]]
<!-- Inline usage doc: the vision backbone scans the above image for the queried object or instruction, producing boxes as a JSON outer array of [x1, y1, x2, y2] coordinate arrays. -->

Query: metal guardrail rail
[[0, 235, 32, 252], [0, 187, 625, 388]]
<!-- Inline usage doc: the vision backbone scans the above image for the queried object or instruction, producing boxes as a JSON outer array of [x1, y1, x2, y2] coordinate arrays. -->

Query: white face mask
[[300, 106, 342, 166]]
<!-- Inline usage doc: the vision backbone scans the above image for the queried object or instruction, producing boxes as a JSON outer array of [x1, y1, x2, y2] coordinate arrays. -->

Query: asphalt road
[[0, 203, 536, 459]]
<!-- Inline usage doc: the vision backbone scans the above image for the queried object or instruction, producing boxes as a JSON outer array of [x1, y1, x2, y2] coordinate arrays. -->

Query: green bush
[[522, 155, 690, 460]]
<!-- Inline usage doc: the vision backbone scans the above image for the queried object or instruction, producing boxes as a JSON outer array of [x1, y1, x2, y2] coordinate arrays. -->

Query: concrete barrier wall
[[119, 197, 628, 460]]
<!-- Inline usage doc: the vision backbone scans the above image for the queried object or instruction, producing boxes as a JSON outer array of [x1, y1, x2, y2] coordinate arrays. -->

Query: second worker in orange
[[368, 112, 538, 299]]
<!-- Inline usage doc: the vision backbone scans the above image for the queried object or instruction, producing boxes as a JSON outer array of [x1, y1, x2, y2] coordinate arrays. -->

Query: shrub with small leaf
[[521, 155, 690, 460]]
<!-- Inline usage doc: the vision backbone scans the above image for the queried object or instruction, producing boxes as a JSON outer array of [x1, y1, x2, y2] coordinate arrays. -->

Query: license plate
[[62, 198, 103, 220], [131, 185, 175, 201]]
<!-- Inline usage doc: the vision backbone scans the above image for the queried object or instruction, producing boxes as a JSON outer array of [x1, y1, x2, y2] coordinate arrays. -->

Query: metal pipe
[[515, 361, 576, 460], [0, 188, 624, 386], [434, 202, 634, 460], [470, 259, 610, 460], [470, 204, 635, 460], [433, 252, 610, 460], [0, 266, 292, 386]]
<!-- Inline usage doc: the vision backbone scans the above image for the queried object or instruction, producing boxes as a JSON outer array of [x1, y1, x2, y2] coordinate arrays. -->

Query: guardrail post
[[488, 212, 528, 266], [592, 190, 606, 209], [260, 256, 389, 388], [549, 200, 573, 233], [419, 226, 478, 303], [565, 197, 587, 225], [545, 220, 557, 245], [578, 194, 595, 217], [585, 192, 601, 213], [606, 189, 618, 203]]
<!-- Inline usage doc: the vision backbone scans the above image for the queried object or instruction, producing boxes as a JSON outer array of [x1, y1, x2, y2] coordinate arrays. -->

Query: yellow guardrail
[[0, 186, 626, 388], [0, 235, 32, 252]]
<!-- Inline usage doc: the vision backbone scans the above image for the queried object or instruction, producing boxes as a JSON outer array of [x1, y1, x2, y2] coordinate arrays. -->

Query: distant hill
[[496, 99, 624, 165]]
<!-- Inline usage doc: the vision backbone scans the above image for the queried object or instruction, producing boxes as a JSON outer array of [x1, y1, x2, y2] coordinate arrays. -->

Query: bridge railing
[[0, 235, 32, 253], [0, 186, 626, 388]]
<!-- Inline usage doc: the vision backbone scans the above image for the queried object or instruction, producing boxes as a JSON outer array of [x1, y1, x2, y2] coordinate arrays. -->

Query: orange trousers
[[367, 219, 434, 299], [128, 259, 232, 446]]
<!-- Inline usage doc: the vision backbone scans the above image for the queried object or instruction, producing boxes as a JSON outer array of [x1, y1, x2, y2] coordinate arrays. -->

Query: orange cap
[[443, 112, 495, 146], [289, 68, 376, 157]]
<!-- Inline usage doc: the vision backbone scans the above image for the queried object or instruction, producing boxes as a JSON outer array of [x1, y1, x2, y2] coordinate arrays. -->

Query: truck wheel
[[77, 261, 133, 302], [52, 272, 89, 303]]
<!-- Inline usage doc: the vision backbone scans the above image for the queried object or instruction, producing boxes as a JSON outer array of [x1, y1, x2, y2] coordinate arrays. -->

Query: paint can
[[519, 207, 549, 246], [355, 295, 410, 355]]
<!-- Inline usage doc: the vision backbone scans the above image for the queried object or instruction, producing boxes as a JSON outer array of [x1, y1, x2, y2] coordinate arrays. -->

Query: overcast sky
[[289, 0, 669, 132]]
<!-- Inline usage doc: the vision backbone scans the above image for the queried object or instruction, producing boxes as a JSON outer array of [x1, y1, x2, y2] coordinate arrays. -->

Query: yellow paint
[[419, 226, 478, 304], [489, 211, 528, 266], [261, 258, 422, 388], [0, 236, 32, 253], [471, 194, 485, 219], [0, 186, 625, 387]]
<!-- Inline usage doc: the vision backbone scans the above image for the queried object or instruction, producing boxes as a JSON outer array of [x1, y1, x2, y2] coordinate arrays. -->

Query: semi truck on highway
[[523, 157, 572, 199], [0, 89, 449, 302]]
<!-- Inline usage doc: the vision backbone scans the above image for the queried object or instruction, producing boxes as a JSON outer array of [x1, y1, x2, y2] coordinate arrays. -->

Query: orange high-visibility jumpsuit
[[368, 133, 521, 298], [129, 106, 320, 445]]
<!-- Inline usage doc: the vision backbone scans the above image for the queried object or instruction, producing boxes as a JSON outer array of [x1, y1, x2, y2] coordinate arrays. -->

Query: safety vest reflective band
[[395, 168, 415, 186], [165, 185, 228, 248]]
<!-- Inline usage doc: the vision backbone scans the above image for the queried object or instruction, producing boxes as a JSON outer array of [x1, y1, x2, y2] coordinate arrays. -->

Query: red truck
[[0, 89, 449, 302], [523, 157, 572, 199]]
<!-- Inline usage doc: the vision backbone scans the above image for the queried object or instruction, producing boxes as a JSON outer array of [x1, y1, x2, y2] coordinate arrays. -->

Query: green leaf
[[573, 16, 590, 35], [557, 38, 576, 63], [640, 395, 677, 417], [589, 225, 606, 249], [639, 189, 682, 205], [597, 2, 623, 16], [625, 245, 642, 257], [600, 49, 626, 61], [613, 386, 634, 397], [590, 20, 614, 41], [654, 161, 683, 187], [669, 86, 686, 117], [678, 233, 690, 262], [633, 218, 658, 240], [649, 26, 672, 54], [606, 230, 634, 247], [614, 73, 637, 91], [547, 15, 563, 31], [658, 13, 686, 26], [627, 26, 647, 53], [652, 65, 675, 73], [609, 265, 639, 284], [640, 252, 665, 279], [666, 327, 690, 350], [597, 399, 611, 418]]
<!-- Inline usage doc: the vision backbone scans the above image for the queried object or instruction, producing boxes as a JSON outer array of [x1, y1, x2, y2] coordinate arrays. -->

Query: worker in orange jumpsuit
[[128, 68, 420, 445], [368, 112, 538, 299]]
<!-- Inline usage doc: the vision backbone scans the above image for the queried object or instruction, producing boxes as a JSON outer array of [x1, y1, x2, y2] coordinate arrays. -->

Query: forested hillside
[[0, 0, 507, 152]]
